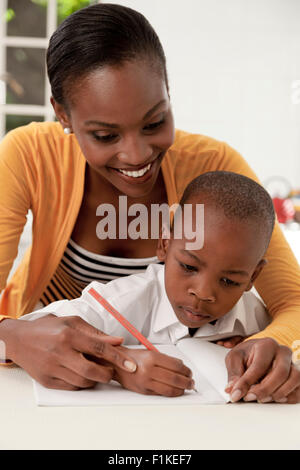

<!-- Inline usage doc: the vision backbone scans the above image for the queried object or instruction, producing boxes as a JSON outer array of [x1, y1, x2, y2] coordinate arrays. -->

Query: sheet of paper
[[33, 343, 230, 406], [175, 338, 230, 402]]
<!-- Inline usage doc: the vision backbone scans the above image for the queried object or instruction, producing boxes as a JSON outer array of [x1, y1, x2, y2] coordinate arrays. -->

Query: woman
[[0, 4, 299, 402]]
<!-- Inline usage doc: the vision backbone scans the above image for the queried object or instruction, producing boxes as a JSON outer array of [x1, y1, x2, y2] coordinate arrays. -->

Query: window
[[0, 0, 98, 138], [0, 0, 57, 137]]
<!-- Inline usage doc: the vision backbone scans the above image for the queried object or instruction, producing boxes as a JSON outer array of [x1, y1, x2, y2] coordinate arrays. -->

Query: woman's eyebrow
[[143, 99, 167, 120], [84, 119, 119, 129], [84, 99, 167, 128]]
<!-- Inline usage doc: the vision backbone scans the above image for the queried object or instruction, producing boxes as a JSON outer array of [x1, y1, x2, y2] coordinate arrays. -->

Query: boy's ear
[[50, 97, 72, 131], [245, 259, 268, 292], [156, 224, 171, 262]]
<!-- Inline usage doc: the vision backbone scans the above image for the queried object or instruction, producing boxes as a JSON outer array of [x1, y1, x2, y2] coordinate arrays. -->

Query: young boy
[[23, 171, 274, 398]]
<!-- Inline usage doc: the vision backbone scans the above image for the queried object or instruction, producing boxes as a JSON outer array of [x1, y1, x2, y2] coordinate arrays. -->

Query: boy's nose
[[188, 284, 216, 303]]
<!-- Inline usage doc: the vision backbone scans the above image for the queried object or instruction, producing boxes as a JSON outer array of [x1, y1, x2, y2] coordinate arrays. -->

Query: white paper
[[33, 342, 230, 406]]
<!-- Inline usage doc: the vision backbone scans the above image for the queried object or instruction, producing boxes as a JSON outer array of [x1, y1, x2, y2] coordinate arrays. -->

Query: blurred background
[[0, 0, 299, 281]]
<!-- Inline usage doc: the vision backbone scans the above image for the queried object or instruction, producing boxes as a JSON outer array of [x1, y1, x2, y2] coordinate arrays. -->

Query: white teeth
[[118, 163, 151, 178]]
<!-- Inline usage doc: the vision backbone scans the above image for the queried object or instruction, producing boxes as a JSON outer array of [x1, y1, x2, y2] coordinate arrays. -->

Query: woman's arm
[[0, 128, 137, 386], [221, 142, 300, 348], [0, 314, 137, 389], [168, 132, 300, 403], [0, 128, 32, 299]]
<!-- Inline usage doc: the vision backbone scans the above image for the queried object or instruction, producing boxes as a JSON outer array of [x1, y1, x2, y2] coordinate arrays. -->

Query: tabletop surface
[[1, 364, 300, 450]]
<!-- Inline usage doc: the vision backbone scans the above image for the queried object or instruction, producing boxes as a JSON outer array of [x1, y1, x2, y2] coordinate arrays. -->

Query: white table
[[1, 364, 300, 450]]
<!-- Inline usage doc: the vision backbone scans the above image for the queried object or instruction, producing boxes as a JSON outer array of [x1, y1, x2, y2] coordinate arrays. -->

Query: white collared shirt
[[22, 264, 270, 345]]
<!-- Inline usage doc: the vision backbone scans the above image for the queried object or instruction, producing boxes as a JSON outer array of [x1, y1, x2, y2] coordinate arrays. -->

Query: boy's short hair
[[178, 171, 275, 251]]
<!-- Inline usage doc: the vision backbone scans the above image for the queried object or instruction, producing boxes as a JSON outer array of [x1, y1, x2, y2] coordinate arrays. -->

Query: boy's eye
[[143, 119, 165, 131], [221, 277, 241, 287], [180, 262, 197, 273]]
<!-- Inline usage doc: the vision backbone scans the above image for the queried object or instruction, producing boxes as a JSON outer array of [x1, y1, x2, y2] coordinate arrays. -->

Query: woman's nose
[[117, 134, 152, 166]]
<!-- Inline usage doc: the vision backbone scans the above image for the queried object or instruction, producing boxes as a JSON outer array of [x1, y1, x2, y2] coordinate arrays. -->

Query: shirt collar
[[152, 266, 182, 333]]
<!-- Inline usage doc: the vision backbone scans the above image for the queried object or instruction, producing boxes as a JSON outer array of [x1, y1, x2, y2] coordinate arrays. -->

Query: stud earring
[[64, 127, 71, 135]]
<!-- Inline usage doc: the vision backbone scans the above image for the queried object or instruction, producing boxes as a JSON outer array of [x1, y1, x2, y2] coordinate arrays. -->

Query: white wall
[[5, 0, 300, 286], [107, 0, 300, 189]]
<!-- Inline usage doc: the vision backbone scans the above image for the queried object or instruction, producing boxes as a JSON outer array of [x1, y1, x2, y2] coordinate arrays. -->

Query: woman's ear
[[50, 97, 72, 132], [245, 259, 268, 292], [156, 224, 171, 262]]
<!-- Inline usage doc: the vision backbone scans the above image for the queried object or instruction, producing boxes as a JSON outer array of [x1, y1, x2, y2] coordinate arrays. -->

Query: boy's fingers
[[154, 352, 193, 378], [147, 379, 185, 397], [151, 366, 195, 391]]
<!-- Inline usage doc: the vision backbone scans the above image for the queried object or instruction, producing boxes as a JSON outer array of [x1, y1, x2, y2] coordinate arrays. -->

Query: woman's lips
[[108, 154, 162, 184]]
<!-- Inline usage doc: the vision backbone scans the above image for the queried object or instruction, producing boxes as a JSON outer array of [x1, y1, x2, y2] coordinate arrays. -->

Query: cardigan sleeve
[[0, 127, 34, 320], [171, 133, 300, 348]]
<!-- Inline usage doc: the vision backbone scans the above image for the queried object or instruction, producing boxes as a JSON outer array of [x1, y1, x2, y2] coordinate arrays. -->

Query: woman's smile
[[107, 153, 162, 185]]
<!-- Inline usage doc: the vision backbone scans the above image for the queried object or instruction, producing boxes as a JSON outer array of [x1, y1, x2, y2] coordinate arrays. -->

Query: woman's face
[[56, 60, 175, 199]]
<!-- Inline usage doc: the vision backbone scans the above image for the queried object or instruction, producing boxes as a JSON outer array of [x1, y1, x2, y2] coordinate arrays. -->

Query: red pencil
[[88, 287, 159, 352]]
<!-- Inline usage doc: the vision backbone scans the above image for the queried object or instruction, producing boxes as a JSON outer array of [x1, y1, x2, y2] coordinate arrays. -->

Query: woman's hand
[[1, 314, 137, 390], [113, 347, 195, 397], [224, 338, 300, 403]]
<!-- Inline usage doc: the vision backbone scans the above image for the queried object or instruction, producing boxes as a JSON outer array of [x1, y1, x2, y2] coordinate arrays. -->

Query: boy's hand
[[224, 338, 300, 403], [216, 335, 244, 348], [113, 347, 195, 397]]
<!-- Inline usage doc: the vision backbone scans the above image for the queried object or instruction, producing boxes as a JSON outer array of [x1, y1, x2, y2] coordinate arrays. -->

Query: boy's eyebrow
[[179, 249, 205, 265], [180, 250, 249, 277], [84, 99, 167, 128], [221, 269, 249, 277]]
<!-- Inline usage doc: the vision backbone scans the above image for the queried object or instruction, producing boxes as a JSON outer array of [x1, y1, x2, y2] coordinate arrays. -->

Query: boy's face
[[157, 201, 266, 329]]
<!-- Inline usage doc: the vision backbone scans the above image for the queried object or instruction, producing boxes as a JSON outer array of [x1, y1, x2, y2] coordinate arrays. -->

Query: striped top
[[40, 238, 161, 306]]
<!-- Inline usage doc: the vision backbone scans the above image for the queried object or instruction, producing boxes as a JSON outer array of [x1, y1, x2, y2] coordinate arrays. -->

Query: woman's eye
[[221, 278, 240, 287], [93, 133, 117, 143], [143, 119, 165, 131], [180, 262, 197, 273]]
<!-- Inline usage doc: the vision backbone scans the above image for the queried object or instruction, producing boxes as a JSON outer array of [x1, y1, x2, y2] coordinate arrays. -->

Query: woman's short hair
[[47, 3, 168, 106]]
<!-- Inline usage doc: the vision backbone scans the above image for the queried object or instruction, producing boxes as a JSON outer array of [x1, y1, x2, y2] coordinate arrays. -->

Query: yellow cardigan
[[0, 122, 299, 348]]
